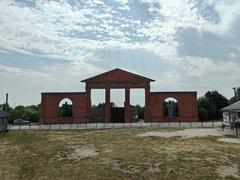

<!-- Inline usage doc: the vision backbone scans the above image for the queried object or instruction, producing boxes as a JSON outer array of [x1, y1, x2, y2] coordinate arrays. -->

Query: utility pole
[[233, 87, 236, 97], [6, 93, 8, 105]]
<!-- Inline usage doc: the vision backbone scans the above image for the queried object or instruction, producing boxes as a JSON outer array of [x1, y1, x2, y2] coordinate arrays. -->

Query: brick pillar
[[144, 85, 150, 122], [86, 87, 91, 122], [105, 83, 111, 123], [40, 93, 45, 124], [194, 92, 198, 121], [124, 87, 130, 123]]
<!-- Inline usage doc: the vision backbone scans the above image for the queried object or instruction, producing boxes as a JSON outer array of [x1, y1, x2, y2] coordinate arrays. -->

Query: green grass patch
[[0, 128, 240, 179]]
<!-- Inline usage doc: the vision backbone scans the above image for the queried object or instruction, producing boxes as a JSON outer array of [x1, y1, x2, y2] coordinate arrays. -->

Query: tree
[[205, 90, 229, 119], [22, 105, 40, 122], [59, 102, 72, 117], [6, 104, 40, 123], [135, 104, 144, 119], [0, 103, 11, 112], [198, 97, 217, 120], [198, 108, 208, 121], [229, 87, 240, 104]]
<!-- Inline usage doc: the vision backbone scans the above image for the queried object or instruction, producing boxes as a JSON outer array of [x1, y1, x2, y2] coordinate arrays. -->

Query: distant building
[[222, 101, 240, 127], [0, 110, 9, 133]]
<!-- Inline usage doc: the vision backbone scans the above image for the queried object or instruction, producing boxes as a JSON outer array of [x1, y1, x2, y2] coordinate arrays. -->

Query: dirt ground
[[0, 128, 239, 180]]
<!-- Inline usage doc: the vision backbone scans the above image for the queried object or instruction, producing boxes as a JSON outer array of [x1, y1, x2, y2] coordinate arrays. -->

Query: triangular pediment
[[81, 68, 154, 83]]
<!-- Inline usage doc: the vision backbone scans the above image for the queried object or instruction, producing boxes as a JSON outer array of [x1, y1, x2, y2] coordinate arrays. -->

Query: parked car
[[13, 119, 30, 125]]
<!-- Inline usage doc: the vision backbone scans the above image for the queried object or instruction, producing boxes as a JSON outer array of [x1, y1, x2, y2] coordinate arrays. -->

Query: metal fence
[[8, 121, 223, 131]]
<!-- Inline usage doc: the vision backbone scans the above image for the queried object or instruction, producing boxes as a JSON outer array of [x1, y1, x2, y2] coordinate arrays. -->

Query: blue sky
[[0, 0, 239, 106]]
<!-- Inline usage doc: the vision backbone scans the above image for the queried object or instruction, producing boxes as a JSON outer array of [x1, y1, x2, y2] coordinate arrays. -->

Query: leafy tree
[[97, 103, 105, 107], [198, 97, 217, 120], [59, 102, 72, 117], [229, 87, 240, 104], [205, 90, 229, 119], [22, 105, 40, 122], [0, 103, 11, 112], [135, 104, 144, 119], [198, 108, 208, 121], [1, 104, 41, 123]]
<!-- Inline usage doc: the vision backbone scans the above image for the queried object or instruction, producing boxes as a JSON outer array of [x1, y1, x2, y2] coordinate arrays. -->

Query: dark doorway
[[111, 107, 124, 123]]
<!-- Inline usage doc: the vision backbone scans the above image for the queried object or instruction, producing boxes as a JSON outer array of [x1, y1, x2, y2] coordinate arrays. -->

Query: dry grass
[[0, 128, 240, 180]]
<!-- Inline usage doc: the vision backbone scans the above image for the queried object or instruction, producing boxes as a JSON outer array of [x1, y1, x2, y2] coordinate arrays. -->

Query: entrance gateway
[[40, 68, 198, 124]]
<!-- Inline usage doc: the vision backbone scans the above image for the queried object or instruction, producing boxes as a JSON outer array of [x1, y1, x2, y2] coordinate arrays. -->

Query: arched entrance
[[163, 97, 179, 118], [59, 98, 73, 118]]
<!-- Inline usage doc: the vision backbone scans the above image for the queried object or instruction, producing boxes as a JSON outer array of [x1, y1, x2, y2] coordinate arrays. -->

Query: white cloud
[[181, 57, 240, 78], [0, 0, 240, 104], [0, 49, 10, 54], [0, 64, 49, 79], [1, 0, 239, 62], [92, 0, 104, 5]]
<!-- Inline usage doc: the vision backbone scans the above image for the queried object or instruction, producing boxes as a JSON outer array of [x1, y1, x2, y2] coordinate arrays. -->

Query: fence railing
[[8, 121, 223, 131]]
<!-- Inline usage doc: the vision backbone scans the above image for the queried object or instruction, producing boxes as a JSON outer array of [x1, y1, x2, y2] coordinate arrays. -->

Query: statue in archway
[[166, 100, 176, 117]]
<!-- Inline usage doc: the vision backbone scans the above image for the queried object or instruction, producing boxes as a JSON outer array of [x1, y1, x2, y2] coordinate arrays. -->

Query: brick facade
[[40, 69, 198, 124]]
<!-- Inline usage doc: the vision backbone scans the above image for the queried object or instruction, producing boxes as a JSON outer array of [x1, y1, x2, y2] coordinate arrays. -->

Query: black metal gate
[[111, 107, 124, 123]]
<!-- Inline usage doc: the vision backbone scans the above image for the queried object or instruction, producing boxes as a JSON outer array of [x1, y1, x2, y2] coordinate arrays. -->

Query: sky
[[0, 0, 239, 106]]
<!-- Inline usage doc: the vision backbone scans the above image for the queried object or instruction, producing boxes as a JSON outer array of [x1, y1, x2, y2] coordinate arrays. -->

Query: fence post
[[190, 121, 192, 128], [212, 121, 214, 128], [201, 121, 203, 128]]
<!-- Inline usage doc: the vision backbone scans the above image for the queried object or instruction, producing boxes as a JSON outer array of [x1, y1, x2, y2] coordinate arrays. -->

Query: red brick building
[[40, 69, 198, 124]]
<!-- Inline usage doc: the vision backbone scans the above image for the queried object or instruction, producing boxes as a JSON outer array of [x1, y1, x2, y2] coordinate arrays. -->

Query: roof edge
[[81, 68, 155, 82]]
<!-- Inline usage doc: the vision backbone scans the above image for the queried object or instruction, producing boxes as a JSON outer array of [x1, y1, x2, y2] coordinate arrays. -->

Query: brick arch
[[58, 97, 73, 105], [40, 92, 88, 124], [149, 92, 198, 122]]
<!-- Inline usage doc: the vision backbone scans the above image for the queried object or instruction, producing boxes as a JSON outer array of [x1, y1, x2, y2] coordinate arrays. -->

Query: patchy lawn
[[0, 128, 239, 179]]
